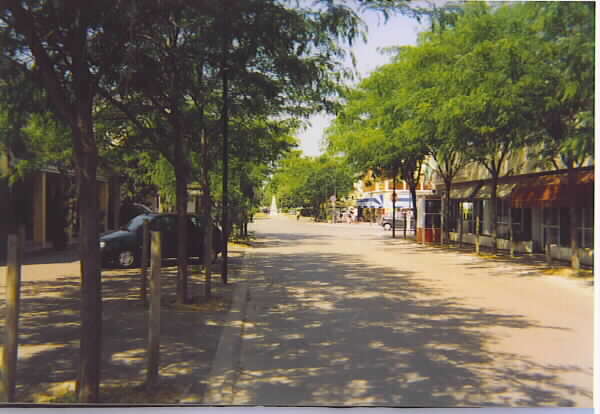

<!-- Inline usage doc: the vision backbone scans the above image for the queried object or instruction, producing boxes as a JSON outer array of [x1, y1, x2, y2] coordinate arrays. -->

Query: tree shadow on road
[[378, 239, 593, 283], [234, 249, 592, 407], [0, 254, 245, 403]]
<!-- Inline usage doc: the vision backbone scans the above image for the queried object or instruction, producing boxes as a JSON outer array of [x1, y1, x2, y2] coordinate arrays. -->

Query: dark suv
[[100, 213, 222, 268]]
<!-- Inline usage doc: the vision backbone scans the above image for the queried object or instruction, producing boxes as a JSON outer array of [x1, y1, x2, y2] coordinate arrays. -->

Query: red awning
[[511, 170, 594, 209]]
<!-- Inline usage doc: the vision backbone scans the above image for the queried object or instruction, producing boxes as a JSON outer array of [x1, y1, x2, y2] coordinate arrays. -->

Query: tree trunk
[[443, 179, 452, 246], [174, 164, 189, 305], [203, 210, 213, 298], [568, 166, 580, 269], [409, 183, 418, 222], [76, 145, 102, 403], [490, 176, 498, 255]]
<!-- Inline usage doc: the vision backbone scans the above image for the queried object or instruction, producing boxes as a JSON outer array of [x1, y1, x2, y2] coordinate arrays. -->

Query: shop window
[[475, 199, 487, 235], [496, 199, 510, 239], [576, 207, 594, 249], [425, 199, 441, 213], [542, 207, 571, 247], [559, 208, 570, 246], [424, 199, 441, 229], [447, 200, 459, 232], [504, 207, 532, 242], [461, 201, 474, 234]]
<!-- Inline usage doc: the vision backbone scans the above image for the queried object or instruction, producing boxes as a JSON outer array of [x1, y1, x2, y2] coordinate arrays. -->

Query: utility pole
[[221, 2, 230, 284], [392, 175, 397, 239]]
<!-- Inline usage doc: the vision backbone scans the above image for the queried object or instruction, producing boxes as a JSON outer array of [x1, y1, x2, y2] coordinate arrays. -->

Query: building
[[431, 148, 594, 266], [347, 170, 435, 220], [0, 151, 121, 259]]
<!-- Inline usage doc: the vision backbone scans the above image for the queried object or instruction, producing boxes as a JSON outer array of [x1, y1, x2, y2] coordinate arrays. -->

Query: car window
[[127, 215, 152, 231], [152, 215, 177, 233]]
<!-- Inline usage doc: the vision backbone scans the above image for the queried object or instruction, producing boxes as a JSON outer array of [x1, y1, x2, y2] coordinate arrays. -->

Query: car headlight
[[100, 241, 106, 249]]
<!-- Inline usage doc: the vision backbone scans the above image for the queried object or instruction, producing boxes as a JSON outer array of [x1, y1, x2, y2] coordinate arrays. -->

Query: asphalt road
[[231, 215, 593, 407]]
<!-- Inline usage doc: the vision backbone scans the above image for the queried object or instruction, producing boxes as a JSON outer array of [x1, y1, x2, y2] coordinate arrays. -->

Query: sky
[[296, 10, 428, 156]]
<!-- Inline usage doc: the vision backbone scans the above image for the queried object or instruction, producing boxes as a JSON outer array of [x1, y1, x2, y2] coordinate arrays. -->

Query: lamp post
[[392, 177, 397, 239]]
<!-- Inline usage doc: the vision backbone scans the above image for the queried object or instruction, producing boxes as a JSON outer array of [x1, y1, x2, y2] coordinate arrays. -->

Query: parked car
[[381, 215, 415, 231], [119, 203, 154, 227], [100, 213, 222, 268]]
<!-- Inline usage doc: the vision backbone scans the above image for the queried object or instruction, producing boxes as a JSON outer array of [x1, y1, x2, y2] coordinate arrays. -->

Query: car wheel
[[118, 250, 137, 268], [383, 223, 392, 231]]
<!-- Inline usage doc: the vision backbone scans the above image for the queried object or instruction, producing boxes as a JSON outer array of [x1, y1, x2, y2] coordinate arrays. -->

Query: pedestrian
[[296, 210, 301, 221]]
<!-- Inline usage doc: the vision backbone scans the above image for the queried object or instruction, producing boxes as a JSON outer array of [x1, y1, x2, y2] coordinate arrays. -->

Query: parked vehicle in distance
[[100, 213, 222, 268], [380, 215, 415, 231]]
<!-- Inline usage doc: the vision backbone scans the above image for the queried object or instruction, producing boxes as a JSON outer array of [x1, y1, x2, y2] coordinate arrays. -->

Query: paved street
[[231, 215, 593, 407]]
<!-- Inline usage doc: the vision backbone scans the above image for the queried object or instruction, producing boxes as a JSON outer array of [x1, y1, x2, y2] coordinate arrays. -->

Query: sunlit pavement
[[230, 215, 593, 407]]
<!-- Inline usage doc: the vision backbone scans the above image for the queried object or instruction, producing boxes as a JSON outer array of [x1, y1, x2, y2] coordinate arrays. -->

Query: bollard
[[141, 219, 150, 306], [146, 231, 161, 390], [1, 232, 22, 402]]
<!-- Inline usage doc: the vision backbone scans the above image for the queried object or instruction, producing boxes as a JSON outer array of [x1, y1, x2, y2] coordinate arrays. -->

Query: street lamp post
[[392, 176, 397, 239]]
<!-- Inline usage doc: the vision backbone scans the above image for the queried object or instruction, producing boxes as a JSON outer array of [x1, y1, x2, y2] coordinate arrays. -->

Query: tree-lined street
[[0, 0, 593, 406], [229, 216, 592, 406]]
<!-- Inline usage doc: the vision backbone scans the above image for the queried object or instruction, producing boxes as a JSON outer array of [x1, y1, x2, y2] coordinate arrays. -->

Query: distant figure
[[296, 210, 301, 221]]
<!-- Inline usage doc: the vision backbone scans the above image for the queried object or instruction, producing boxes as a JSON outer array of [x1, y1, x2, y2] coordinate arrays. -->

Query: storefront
[[442, 168, 594, 265]]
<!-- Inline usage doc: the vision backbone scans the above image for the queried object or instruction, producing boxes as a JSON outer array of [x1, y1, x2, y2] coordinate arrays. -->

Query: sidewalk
[[0, 246, 248, 403]]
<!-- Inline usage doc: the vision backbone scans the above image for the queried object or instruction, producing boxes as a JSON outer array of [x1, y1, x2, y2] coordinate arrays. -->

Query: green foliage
[[268, 152, 354, 218]]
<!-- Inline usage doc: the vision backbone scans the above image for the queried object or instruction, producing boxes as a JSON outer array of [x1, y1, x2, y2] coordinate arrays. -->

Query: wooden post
[[475, 215, 481, 255], [1, 231, 22, 402], [141, 219, 150, 306], [146, 231, 161, 390]]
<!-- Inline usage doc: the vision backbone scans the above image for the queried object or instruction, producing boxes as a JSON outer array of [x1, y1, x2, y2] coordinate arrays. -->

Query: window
[[447, 200, 460, 232], [425, 199, 441, 213], [576, 207, 594, 248], [424, 199, 441, 229], [461, 201, 474, 234], [496, 199, 510, 239], [510, 207, 532, 241], [543, 208, 571, 247]]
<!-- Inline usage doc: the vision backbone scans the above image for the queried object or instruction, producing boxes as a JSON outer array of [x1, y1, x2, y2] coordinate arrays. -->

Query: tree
[[522, 2, 594, 268], [327, 62, 427, 222], [428, 3, 544, 254], [269, 152, 354, 220], [392, 35, 468, 245], [0, 1, 159, 401]]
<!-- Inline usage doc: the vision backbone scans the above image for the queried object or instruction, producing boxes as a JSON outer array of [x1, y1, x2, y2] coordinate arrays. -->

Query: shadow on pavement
[[234, 250, 591, 407], [0, 254, 245, 403], [250, 233, 333, 249], [379, 239, 593, 283]]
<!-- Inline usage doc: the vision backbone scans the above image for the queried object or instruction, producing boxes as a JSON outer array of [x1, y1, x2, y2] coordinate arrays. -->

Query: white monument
[[270, 195, 278, 216]]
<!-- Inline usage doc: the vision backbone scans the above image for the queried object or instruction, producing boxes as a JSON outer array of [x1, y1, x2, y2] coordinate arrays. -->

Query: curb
[[198, 251, 252, 405]]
